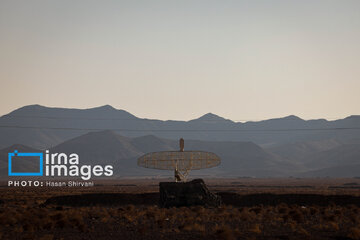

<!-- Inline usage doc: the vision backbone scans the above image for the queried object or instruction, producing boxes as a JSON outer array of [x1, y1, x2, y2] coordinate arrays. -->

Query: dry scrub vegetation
[[1, 179, 360, 240], [1, 202, 360, 239]]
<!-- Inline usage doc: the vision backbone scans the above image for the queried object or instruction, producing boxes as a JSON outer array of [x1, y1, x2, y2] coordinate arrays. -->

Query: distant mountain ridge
[[0, 104, 359, 150], [0, 131, 296, 177], [189, 113, 233, 123], [1, 129, 359, 177], [7, 104, 136, 119]]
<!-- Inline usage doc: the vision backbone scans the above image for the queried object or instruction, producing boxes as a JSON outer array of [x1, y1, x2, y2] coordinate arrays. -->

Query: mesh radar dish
[[137, 138, 221, 182]]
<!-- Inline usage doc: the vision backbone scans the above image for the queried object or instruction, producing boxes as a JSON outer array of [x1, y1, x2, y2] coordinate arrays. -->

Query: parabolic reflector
[[137, 151, 221, 171], [137, 138, 221, 182]]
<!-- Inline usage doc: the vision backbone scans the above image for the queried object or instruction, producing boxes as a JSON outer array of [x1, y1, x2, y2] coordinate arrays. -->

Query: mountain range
[[0, 130, 296, 178], [1, 104, 359, 149], [0, 105, 359, 177]]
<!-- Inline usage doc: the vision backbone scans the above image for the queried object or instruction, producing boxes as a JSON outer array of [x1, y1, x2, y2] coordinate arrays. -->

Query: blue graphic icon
[[8, 150, 43, 176]]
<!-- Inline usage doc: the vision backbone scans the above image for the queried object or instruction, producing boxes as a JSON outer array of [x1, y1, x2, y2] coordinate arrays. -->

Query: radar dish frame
[[137, 138, 221, 182]]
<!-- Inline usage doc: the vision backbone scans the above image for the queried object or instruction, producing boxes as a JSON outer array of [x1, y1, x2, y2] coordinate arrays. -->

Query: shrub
[[309, 207, 318, 215], [327, 222, 339, 231], [39, 234, 54, 240], [278, 206, 289, 214], [249, 224, 261, 234], [250, 207, 262, 214], [288, 209, 304, 223], [214, 225, 236, 240], [348, 226, 360, 240]]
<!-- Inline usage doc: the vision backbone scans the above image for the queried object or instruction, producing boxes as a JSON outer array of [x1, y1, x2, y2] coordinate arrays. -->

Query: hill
[[267, 138, 348, 162], [48, 131, 295, 177], [0, 105, 359, 149], [302, 144, 360, 170], [1, 131, 360, 177]]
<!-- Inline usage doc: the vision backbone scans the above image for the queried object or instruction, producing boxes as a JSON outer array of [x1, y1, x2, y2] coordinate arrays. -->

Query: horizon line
[[1, 104, 359, 123]]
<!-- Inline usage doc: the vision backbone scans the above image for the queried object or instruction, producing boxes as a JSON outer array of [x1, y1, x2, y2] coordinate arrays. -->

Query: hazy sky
[[0, 0, 359, 121]]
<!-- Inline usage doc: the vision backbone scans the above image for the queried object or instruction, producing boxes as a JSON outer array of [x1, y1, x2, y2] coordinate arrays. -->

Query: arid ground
[[1, 178, 360, 240]]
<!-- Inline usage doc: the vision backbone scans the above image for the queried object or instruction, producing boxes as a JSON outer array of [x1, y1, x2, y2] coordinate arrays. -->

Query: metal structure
[[137, 138, 221, 182]]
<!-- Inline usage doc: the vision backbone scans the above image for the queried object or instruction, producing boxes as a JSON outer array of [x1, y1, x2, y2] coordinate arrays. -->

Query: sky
[[0, 0, 359, 121]]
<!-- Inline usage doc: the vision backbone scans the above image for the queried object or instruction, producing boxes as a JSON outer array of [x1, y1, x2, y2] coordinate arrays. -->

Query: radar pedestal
[[137, 138, 222, 207], [159, 178, 221, 208]]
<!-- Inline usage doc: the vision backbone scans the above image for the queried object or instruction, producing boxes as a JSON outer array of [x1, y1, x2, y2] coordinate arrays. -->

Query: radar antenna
[[137, 138, 221, 182]]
